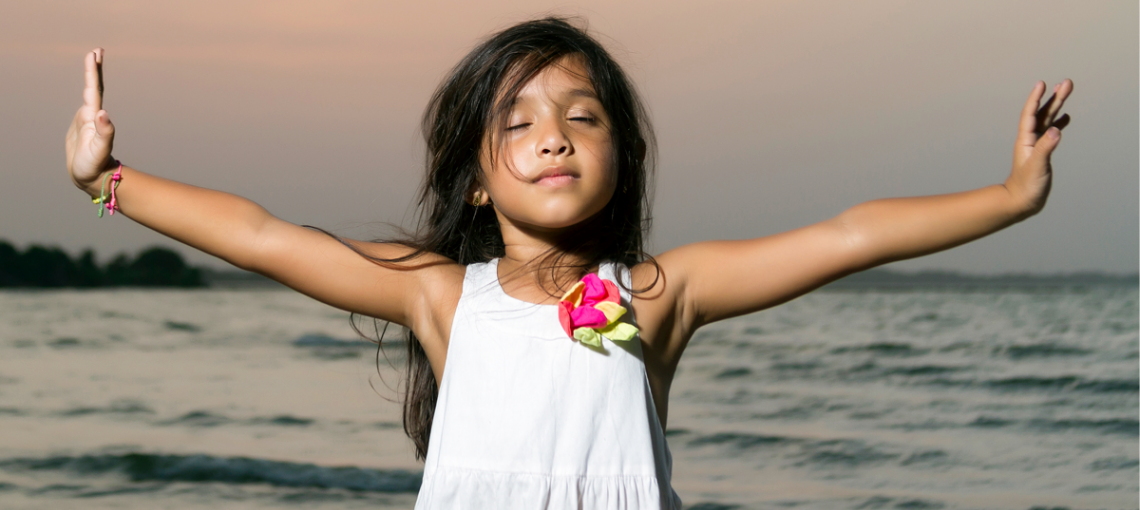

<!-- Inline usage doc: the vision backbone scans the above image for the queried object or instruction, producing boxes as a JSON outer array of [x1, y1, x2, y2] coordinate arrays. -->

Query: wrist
[[998, 181, 1040, 222], [92, 162, 125, 218], [75, 159, 121, 198]]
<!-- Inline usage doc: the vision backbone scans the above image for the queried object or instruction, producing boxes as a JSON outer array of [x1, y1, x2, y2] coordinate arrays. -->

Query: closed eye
[[569, 116, 596, 124], [506, 123, 530, 131]]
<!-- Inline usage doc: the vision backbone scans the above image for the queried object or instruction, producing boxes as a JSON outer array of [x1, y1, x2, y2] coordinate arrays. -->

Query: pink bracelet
[[93, 161, 123, 218]]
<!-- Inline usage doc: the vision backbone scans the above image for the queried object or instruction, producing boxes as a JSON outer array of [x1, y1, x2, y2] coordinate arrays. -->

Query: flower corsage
[[557, 273, 639, 347]]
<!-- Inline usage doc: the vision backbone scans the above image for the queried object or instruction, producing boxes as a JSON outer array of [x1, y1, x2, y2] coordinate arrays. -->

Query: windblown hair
[[314, 16, 656, 461]]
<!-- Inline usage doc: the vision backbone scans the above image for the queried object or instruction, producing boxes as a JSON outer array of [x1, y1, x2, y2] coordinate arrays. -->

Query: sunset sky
[[3, 1, 1136, 274]]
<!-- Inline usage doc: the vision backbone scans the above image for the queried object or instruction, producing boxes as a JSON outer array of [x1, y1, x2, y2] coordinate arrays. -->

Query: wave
[[752, 404, 823, 420], [830, 342, 928, 357], [714, 367, 752, 379], [887, 415, 1133, 437], [880, 365, 963, 377], [854, 496, 946, 509], [986, 376, 1139, 394], [164, 321, 201, 332], [292, 334, 383, 360], [898, 450, 950, 467], [825, 361, 964, 381], [686, 434, 906, 469], [687, 432, 797, 449], [968, 415, 1015, 428], [1069, 378, 1140, 393], [158, 411, 315, 428], [250, 415, 314, 427], [1087, 456, 1139, 471], [1028, 418, 1139, 436], [292, 334, 368, 349], [158, 410, 232, 427], [770, 361, 823, 371], [793, 439, 900, 468], [999, 343, 1092, 360], [927, 375, 1139, 394], [687, 433, 965, 472], [57, 400, 154, 417], [48, 337, 82, 348], [0, 453, 421, 493]]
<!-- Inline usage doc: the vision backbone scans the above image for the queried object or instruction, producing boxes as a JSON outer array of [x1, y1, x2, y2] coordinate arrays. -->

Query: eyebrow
[[509, 87, 599, 106], [567, 88, 599, 100]]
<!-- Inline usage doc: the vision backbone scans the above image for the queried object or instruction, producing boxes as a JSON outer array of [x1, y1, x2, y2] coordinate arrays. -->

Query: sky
[[2, 0, 1136, 274]]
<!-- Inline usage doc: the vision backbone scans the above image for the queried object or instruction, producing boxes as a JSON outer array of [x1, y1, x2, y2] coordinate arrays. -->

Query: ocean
[[1, 285, 1136, 509]]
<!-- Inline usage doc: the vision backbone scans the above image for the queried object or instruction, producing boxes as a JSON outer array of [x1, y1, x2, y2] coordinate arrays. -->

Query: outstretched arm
[[637, 80, 1072, 365], [65, 49, 442, 328], [840, 80, 1071, 269]]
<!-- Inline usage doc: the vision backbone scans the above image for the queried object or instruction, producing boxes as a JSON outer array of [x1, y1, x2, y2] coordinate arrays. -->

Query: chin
[[535, 215, 589, 230], [549, 209, 612, 231]]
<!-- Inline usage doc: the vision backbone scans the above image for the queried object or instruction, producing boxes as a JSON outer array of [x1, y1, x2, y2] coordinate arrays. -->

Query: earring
[[471, 189, 483, 206]]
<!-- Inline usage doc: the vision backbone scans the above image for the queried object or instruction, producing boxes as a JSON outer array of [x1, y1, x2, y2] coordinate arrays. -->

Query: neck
[[494, 211, 596, 296]]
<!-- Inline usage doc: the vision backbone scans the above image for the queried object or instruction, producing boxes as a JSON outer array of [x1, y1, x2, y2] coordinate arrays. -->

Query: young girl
[[65, 17, 1071, 510]]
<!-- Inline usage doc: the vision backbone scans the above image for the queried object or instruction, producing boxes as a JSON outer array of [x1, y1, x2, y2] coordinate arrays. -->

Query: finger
[[1017, 81, 1045, 148], [1052, 113, 1071, 131], [1035, 94, 1056, 136], [96, 48, 104, 101], [83, 49, 104, 110], [1038, 79, 1073, 130], [1048, 79, 1073, 121]]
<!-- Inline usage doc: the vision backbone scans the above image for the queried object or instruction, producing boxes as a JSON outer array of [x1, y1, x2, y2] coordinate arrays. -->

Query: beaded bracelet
[[92, 161, 123, 218]]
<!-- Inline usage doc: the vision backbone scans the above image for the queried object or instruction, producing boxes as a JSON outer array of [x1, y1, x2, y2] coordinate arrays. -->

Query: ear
[[466, 185, 491, 206]]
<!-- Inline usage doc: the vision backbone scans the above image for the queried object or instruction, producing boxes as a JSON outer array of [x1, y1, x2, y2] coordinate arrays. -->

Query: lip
[[532, 166, 580, 186]]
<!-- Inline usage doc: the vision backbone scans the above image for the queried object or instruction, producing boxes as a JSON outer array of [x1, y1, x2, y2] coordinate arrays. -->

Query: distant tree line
[[0, 240, 203, 288]]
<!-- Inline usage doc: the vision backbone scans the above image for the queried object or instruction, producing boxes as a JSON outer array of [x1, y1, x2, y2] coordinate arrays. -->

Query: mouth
[[532, 166, 580, 187]]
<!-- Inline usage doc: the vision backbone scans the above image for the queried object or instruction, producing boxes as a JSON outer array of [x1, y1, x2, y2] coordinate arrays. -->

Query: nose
[[536, 120, 570, 157]]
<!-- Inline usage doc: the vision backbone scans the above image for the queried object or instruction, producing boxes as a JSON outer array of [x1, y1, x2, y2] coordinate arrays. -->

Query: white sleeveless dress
[[414, 259, 682, 509]]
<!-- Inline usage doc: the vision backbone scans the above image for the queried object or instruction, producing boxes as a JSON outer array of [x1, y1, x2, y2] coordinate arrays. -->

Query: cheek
[[595, 141, 618, 188], [478, 143, 525, 193], [492, 140, 533, 181]]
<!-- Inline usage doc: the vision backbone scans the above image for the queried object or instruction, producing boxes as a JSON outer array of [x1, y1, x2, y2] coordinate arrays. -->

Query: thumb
[[1032, 126, 1061, 160], [92, 109, 115, 153]]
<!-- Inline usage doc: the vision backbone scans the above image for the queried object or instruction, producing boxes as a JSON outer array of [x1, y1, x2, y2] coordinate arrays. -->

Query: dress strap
[[598, 261, 633, 305], [460, 259, 499, 296]]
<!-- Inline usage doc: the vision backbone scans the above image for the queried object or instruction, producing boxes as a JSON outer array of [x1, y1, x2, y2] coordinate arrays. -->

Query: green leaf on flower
[[574, 327, 602, 347], [599, 322, 638, 341]]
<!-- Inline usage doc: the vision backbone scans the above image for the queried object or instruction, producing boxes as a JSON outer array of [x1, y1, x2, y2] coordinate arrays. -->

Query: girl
[[65, 17, 1071, 510]]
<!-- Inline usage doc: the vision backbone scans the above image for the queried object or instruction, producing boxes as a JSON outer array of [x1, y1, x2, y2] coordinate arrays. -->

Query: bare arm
[[841, 80, 1072, 270], [635, 80, 1073, 366], [65, 49, 438, 328]]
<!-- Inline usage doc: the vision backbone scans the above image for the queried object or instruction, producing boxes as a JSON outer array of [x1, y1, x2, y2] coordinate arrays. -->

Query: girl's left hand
[[1005, 79, 1072, 217]]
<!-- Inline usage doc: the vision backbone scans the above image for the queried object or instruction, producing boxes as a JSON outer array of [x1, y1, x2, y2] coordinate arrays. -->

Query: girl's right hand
[[65, 48, 117, 195]]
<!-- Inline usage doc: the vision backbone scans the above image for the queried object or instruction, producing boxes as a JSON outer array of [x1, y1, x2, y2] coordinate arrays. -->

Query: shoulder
[[345, 243, 465, 334], [626, 252, 695, 348], [628, 247, 697, 309], [625, 243, 742, 357], [403, 251, 466, 323]]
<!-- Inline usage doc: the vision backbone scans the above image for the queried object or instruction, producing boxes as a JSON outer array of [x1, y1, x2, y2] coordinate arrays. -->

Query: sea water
[[0, 286, 1135, 509]]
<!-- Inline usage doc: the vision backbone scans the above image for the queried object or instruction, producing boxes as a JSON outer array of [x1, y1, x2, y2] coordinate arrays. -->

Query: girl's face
[[480, 57, 616, 233]]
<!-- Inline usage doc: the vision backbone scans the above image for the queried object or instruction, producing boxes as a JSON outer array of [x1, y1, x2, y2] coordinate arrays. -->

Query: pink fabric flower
[[557, 273, 638, 346]]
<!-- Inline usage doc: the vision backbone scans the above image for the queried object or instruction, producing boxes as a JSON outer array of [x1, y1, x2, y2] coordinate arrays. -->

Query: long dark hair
[[314, 16, 656, 461]]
